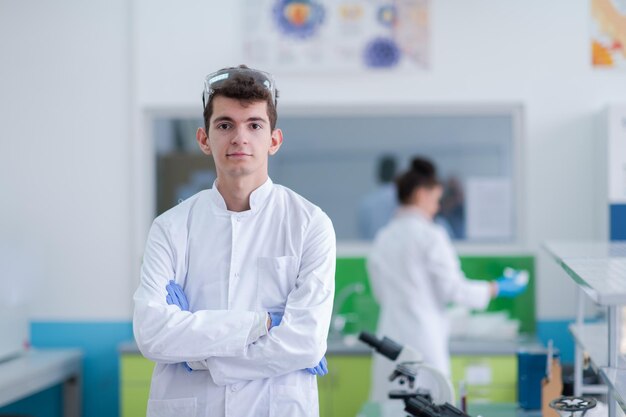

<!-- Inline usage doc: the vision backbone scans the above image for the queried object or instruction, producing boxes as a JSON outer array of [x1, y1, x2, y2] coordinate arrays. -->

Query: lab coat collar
[[208, 178, 274, 215], [396, 205, 431, 222]]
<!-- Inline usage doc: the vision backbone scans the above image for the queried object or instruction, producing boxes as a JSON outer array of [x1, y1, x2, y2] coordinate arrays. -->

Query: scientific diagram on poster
[[242, 0, 430, 72]]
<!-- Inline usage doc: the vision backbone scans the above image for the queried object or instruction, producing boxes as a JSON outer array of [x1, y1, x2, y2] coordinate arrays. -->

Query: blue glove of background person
[[496, 268, 528, 298], [306, 356, 328, 376], [166, 280, 189, 311]]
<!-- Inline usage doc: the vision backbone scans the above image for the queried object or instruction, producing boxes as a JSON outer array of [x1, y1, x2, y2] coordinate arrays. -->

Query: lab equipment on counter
[[329, 282, 365, 339], [360, 331, 471, 417], [358, 331, 454, 405], [401, 393, 471, 417], [549, 396, 596, 417], [518, 345, 561, 410]]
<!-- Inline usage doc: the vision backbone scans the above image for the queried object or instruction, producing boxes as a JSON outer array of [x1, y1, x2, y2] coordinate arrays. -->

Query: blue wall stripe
[[610, 204, 626, 240], [0, 321, 133, 417], [535, 320, 579, 364]]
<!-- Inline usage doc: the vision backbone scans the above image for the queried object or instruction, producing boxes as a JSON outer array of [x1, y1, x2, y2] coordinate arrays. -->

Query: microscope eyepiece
[[358, 331, 402, 361], [358, 331, 379, 346]]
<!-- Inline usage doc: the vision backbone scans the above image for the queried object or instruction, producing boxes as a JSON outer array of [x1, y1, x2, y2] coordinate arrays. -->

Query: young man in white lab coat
[[133, 66, 336, 417]]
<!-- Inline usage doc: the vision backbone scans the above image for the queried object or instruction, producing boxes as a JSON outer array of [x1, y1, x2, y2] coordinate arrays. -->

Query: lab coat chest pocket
[[147, 397, 196, 417], [269, 385, 312, 417], [257, 256, 298, 310]]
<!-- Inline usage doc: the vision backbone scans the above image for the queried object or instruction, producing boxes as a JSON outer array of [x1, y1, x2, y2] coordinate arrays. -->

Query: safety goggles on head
[[202, 67, 277, 110]]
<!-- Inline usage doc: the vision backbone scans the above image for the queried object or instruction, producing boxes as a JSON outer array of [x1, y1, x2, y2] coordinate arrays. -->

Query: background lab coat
[[367, 207, 491, 402], [133, 179, 336, 417]]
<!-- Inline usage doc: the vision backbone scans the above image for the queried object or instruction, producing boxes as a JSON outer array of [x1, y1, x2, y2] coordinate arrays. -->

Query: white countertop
[[544, 241, 626, 305], [0, 348, 82, 408]]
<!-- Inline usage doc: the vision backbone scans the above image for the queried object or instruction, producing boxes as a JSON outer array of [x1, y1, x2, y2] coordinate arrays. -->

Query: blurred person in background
[[358, 154, 398, 240], [366, 156, 527, 401]]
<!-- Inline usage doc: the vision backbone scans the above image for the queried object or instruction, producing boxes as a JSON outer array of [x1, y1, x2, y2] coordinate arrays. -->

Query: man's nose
[[230, 126, 249, 144]]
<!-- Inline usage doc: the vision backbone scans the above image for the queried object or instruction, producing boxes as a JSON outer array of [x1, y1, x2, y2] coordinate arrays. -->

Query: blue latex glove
[[306, 356, 328, 376], [268, 311, 328, 376], [165, 280, 192, 372], [166, 280, 189, 311], [269, 311, 283, 329], [496, 268, 528, 298]]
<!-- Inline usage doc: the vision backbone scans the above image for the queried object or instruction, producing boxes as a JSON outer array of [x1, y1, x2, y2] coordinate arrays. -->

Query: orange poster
[[591, 0, 626, 68]]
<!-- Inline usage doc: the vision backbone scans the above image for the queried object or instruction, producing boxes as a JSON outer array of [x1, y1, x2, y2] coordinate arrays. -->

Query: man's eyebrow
[[212, 116, 268, 124], [212, 116, 234, 124], [246, 117, 268, 124]]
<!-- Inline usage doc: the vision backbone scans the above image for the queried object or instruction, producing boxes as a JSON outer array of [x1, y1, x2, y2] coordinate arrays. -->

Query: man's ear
[[196, 127, 211, 155], [268, 128, 283, 155]]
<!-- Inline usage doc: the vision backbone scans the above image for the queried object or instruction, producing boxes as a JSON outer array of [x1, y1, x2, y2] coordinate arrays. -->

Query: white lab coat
[[366, 207, 490, 402], [133, 179, 336, 417]]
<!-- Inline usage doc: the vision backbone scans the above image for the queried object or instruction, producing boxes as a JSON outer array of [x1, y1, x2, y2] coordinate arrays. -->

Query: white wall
[[0, 0, 133, 320], [2, 0, 624, 321]]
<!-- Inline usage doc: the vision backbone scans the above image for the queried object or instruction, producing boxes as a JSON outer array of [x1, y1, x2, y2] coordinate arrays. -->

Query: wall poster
[[242, 0, 430, 72], [591, 0, 626, 68]]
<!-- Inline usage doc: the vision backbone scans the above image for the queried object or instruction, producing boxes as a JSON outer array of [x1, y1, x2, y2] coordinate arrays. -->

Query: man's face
[[197, 96, 282, 183]]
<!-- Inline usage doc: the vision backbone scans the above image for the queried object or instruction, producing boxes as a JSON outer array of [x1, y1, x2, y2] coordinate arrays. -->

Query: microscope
[[549, 396, 597, 417], [359, 332, 599, 417], [359, 331, 470, 417]]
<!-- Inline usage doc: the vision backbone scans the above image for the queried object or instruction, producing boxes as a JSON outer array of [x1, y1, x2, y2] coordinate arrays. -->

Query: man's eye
[[217, 123, 231, 130], [251, 123, 262, 130]]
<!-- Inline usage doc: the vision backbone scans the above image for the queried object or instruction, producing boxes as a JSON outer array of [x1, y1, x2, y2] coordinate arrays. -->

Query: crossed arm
[[165, 280, 329, 376]]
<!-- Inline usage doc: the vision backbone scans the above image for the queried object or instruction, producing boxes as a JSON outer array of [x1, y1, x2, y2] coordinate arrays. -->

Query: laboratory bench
[[0, 348, 83, 417], [119, 336, 536, 417], [544, 241, 626, 417]]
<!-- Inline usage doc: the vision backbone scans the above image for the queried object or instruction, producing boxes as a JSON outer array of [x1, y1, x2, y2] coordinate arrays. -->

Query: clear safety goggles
[[202, 67, 277, 110]]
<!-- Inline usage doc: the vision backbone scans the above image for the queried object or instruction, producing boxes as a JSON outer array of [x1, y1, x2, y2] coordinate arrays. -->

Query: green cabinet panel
[[459, 256, 535, 334], [120, 352, 516, 416], [120, 353, 373, 417], [121, 385, 151, 417], [335, 255, 535, 336], [450, 355, 517, 403], [319, 355, 372, 417], [120, 354, 154, 417], [121, 354, 155, 381]]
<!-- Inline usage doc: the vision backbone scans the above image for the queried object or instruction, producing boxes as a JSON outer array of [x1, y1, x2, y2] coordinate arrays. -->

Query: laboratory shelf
[[544, 241, 626, 305], [545, 241, 626, 417], [544, 241, 626, 261], [568, 322, 626, 369], [601, 368, 626, 411]]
